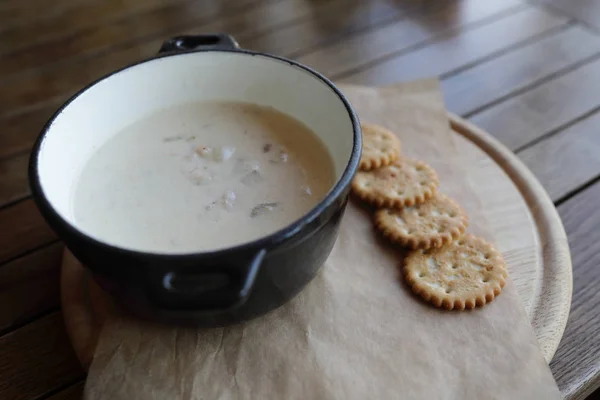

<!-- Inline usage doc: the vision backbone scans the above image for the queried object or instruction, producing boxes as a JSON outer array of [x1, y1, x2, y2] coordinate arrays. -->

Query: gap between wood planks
[[0, 0, 264, 58], [0, 0, 412, 85], [0, 0, 413, 129], [0, 312, 85, 400], [0, 0, 544, 164], [462, 50, 600, 120], [3, 1, 526, 118], [42, 379, 85, 400], [329, 5, 546, 81]]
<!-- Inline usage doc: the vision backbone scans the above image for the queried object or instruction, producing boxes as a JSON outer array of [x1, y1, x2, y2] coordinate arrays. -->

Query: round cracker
[[375, 194, 468, 249], [352, 158, 439, 208], [404, 234, 507, 311], [359, 123, 401, 170]]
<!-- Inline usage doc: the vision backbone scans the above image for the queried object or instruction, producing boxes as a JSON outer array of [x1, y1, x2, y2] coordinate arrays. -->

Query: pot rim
[[28, 47, 362, 261]]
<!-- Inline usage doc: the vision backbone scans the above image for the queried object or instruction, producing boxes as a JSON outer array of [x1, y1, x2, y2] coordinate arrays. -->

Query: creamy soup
[[72, 101, 335, 252]]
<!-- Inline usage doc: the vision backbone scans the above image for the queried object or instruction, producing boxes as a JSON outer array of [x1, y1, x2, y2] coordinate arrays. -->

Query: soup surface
[[72, 101, 335, 252]]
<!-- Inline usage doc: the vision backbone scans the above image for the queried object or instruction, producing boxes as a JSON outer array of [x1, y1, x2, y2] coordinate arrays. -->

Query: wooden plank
[[0, 2, 406, 161], [46, 381, 85, 400], [244, 0, 411, 57], [551, 182, 600, 400], [0, 0, 345, 80], [0, 0, 375, 118], [0, 0, 258, 56], [0, 153, 29, 207], [0, 312, 84, 400], [0, 0, 95, 31], [442, 26, 600, 116], [0, 39, 159, 119], [202, 0, 356, 42], [0, 199, 56, 265], [0, 1, 407, 160], [296, 0, 526, 78], [470, 56, 600, 151], [341, 6, 568, 84], [539, 0, 600, 31], [0, 243, 62, 334], [518, 111, 600, 202], [0, 105, 55, 159]]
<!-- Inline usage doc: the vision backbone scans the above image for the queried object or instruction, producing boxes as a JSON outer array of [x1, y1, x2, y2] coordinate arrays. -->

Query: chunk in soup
[[72, 102, 335, 252]]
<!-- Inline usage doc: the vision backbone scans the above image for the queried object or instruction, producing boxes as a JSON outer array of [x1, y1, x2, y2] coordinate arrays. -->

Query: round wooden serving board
[[61, 113, 572, 370]]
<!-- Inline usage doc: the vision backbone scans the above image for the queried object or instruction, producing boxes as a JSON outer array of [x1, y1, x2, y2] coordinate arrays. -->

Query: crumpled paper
[[84, 80, 561, 400]]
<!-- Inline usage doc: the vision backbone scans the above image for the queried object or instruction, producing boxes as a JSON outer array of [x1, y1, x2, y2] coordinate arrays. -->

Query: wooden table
[[1, 0, 599, 399]]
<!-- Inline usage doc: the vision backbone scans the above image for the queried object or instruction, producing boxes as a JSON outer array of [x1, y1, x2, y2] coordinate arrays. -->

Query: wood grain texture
[[551, 181, 600, 400], [0, 0, 255, 79], [244, 0, 409, 57], [0, 105, 56, 159], [297, 0, 527, 78], [442, 26, 600, 116], [0, 1, 360, 159], [0, 199, 56, 265], [0, 0, 381, 119], [0, 153, 29, 207], [46, 381, 85, 400], [470, 56, 600, 151], [448, 114, 572, 360], [0, 0, 95, 30], [0, 0, 258, 56], [518, 111, 600, 202], [539, 0, 600, 30], [341, 7, 567, 85], [0, 0, 351, 80], [0, 312, 84, 400], [0, 243, 62, 334], [0, 0, 404, 161]]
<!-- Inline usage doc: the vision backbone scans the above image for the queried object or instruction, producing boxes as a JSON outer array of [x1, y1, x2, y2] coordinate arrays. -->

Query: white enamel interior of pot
[[37, 51, 356, 234]]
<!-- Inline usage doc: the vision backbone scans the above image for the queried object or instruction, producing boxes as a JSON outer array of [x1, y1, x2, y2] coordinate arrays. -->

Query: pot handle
[[151, 249, 266, 311], [158, 33, 239, 54]]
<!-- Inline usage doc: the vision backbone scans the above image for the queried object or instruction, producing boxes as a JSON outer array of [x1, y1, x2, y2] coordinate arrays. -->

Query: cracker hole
[[390, 173, 397, 178], [458, 239, 465, 245], [445, 288, 452, 294], [415, 165, 424, 171], [484, 253, 491, 260], [482, 278, 489, 283], [397, 190, 404, 195], [418, 272, 425, 278], [449, 212, 457, 217], [451, 264, 458, 269]]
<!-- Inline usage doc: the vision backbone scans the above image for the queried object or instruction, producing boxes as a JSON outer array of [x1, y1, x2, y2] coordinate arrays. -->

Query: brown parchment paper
[[85, 80, 561, 400]]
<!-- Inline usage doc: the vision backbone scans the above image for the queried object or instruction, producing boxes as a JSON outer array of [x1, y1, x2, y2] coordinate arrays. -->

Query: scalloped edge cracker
[[375, 194, 468, 249], [352, 158, 439, 208], [404, 234, 507, 310], [359, 123, 401, 171]]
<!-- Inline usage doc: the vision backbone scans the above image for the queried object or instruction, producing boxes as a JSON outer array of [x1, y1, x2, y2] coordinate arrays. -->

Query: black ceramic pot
[[28, 34, 362, 326]]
